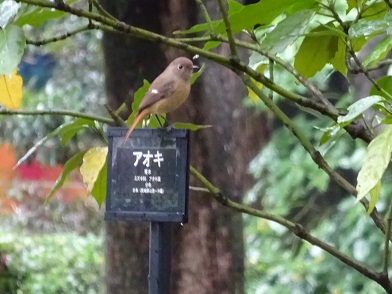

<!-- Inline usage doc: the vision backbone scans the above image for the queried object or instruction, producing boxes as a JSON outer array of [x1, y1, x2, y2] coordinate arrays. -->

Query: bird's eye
[[178, 64, 183, 70]]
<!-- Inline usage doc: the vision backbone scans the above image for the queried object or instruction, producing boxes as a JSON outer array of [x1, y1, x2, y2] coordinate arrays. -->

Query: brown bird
[[122, 57, 196, 144]]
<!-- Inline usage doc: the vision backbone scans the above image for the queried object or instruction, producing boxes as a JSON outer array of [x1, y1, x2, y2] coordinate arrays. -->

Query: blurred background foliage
[[233, 5, 392, 289], [244, 51, 392, 293], [0, 15, 106, 164], [0, 231, 104, 294], [0, 15, 105, 294]]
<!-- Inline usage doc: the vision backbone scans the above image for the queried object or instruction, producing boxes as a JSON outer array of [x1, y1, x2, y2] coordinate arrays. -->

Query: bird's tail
[[122, 108, 149, 144]]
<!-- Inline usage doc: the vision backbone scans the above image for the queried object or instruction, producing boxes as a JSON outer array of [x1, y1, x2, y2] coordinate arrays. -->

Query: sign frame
[[105, 127, 190, 223]]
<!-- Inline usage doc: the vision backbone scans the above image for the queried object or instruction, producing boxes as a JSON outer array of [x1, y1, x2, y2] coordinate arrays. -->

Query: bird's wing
[[137, 80, 176, 114]]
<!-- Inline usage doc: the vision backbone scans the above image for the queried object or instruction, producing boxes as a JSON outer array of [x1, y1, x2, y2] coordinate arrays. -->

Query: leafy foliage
[[244, 198, 388, 293], [45, 150, 87, 204], [0, 231, 104, 294], [0, 24, 25, 76], [357, 126, 392, 206], [294, 25, 339, 78]]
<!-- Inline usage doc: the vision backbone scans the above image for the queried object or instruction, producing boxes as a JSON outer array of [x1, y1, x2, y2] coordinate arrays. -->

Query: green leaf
[[131, 79, 150, 115], [381, 117, 392, 124], [58, 118, 96, 145], [14, 0, 77, 27], [351, 36, 368, 52], [0, 24, 25, 76], [385, 9, 392, 35], [190, 63, 205, 85], [202, 41, 221, 51], [363, 35, 392, 67], [172, 122, 212, 131], [317, 124, 341, 146], [318, 129, 345, 156], [367, 180, 380, 214], [362, 2, 387, 20], [286, 0, 317, 14], [44, 150, 87, 204], [330, 38, 347, 76], [308, 24, 347, 38], [0, 0, 20, 28], [337, 95, 384, 124], [227, 0, 244, 13], [91, 160, 107, 206], [260, 10, 315, 54], [369, 76, 392, 100], [174, 0, 243, 35], [356, 125, 392, 202], [177, 0, 315, 35], [248, 63, 267, 103], [348, 19, 386, 38], [346, 0, 362, 13], [294, 25, 338, 78]]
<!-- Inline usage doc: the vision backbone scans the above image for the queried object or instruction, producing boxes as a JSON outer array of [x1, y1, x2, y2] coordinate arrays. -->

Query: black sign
[[105, 127, 189, 222]]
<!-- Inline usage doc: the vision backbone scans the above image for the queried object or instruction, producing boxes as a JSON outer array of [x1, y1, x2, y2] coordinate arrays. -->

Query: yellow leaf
[[367, 180, 381, 214], [0, 70, 23, 109], [80, 147, 108, 193], [248, 79, 263, 103], [247, 64, 267, 103], [357, 126, 392, 202]]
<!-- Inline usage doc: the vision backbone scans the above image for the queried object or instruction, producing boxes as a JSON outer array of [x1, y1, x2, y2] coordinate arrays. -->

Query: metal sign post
[[105, 127, 190, 294]]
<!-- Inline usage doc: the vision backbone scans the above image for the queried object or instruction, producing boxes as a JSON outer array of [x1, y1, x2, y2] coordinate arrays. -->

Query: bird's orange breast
[[149, 80, 190, 114]]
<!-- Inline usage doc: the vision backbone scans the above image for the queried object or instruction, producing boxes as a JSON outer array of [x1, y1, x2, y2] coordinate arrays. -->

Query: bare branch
[[195, 0, 214, 32], [26, 25, 93, 46], [190, 166, 392, 291], [0, 109, 114, 125], [216, 0, 237, 57], [384, 202, 392, 274]]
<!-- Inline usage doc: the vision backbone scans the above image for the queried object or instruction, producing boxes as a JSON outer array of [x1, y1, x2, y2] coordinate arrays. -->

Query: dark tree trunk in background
[[100, 1, 268, 293], [101, 2, 166, 293]]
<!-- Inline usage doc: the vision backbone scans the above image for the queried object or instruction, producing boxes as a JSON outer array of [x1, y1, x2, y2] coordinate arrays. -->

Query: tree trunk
[[101, 1, 268, 293], [101, 1, 166, 293]]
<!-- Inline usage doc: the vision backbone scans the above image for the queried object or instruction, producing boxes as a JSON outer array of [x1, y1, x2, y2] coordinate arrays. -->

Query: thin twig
[[347, 41, 392, 100], [104, 104, 127, 127], [213, 35, 336, 110], [88, 0, 93, 27], [268, 59, 273, 100], [384, 201, 392, 274], [319, 0, 348, 31], [26, 25, 93, 46], [216, 0, 237, 57], [351, 59, 392, 73], [195, 0, 214, 32], [92, 0, 117, 20], [0, 109, 114, 125], [189, 186, 210, 193]]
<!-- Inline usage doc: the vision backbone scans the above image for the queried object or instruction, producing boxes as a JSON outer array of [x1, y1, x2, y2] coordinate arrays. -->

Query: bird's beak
[[192, 65, 199, 70]]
